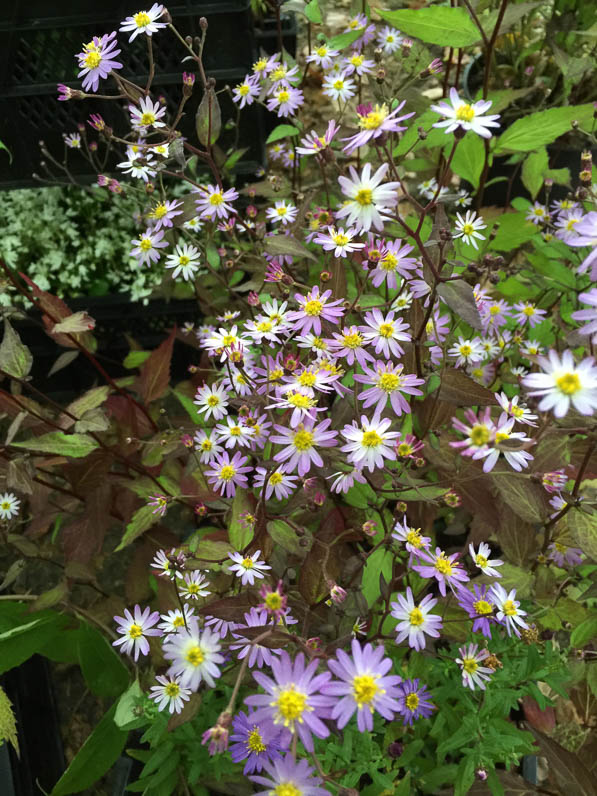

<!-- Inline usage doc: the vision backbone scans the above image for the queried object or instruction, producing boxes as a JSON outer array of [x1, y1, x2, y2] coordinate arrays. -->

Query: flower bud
[[181, 433, 193, 448], [476, 769, 488, 781], [195, 502, 207, 516], [247, 291, 260, 307], [313, 492, 326, 507], [319, 270, 331, 282], [376, 67, 386, 84], [329, 583, 347, 604], [182, 71, 195, 97], [362, 520, 377, 537], [199, 16, 208, 30], [145, 182, 155, 194], [388, 741, 404, 759], [396, 501, 407, 513]]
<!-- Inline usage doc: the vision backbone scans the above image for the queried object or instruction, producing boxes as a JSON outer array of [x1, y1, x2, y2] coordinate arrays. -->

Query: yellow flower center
[[179, 255, 190, 266], [134, 11, 151, 27], [473, 600, 493, 615], [209, 192, 224, 206], [495, 431, 509, 444], [503, 600, 517, 616], [254, 58, 268, 72], [360, 104, 389, 130], [405, 693, 419, 711], [303, 299, 323, 316], [239, 84, 250, 96], [265, 593, 283, 612], [270, 368, 284, 382], [219, 465, 236, 481], [362, 430, 382, 447], [555, 542, 566, 553], [380, 253, 398, 271], [275, 785, 300, 796], [342, 332, 363, 348], [221, 334, 236, 346], [434, 555, 453, 575], [298, 371, 317, 386], [522, 306, 535, 316], [241, 558, 254, 569], [84, 51, 101, 69], [470, 425, 490, 446], [350, 54, 364, 66], [276, 206, 288, 216], [153, 203, 167, 218], [333, 232, 350, 246], [173, 615, 185, 627], [398, 443, 413, 457], [288, 393, 314, 409], [278, 90, 290, 103], [556, 373, 581, 395], [333, 79, 345, 90], [271, 67, 287, 81], [129, 623, 143, 638], [186, 645, 205, 666], [187, 583, 201, 594], [456, 103, 475, 122], [139, 238, 153, 252], [140, 112, 156, 126], [512, 405, 524, 418], [352, 674, 378, 707], [355, 188, 373, 206], [247, 727, 266, 753], [409, 607, 424, 626], [275, 686, 307, 723], [377, 372, 401, 392], [206, 395, 220, 407], [461, 223, 475, 236], [462, 657, 478, 674], [316, 46, 328, 57], [293, 430, 314, 451], [257, 321, 273, 332], [476, 555, 488, 568], [379, 323, 394, 338], [534, 207, 544, 216]]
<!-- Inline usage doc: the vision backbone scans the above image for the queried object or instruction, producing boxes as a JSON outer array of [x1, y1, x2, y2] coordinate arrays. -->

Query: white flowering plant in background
[[0, 2, 597, 795]]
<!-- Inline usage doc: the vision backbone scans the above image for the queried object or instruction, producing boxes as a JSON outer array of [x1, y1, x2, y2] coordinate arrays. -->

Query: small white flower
[[162, 619, 225, 691], [340, 415, 400, 472], [336, 163, 400, 232], [468, 543, 503, 578], [165, 243, 201, 281], [0, 492, 20, 519], [431, 88, 500, 139], [489, 584, 528, 637], [448, 336, 484, 367], [120, 3, 167, 41], [158, 606, 195, 634], [179, 571, 211, 600], [149, 675, 191, 714], [522, 350, 597, 417], [322, 71, 357, 103], [228, 549, 271, 586], [265, 200, 298, 226], [455, 644, 494, 690], [194, 383, 230, 421], [453, 210, 487, 249]]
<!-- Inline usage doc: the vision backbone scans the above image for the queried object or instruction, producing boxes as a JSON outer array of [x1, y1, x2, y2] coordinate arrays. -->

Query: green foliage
[[378, 7, 481, 47]]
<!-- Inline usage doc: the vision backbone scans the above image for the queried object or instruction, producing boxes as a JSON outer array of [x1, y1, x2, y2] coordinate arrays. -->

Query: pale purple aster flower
[[232, 74, 260, 108], [147, 493, 168, 516], [411, 547, 469, 597], [354, 360, 424, 415], [296, 120, 339, 156], [265, 200, 298, 226], [479, 298, 511, 333], [313, 226, 365, 258], [542, 469, 568, 494], [162, 619, 224, 691], [455, 644, 494, 690], [526, 202, 550, 225], [568, 211, 597, 279], [193, 429, 224, 464], [340, 415, 399, 472], [489, 583, 529, 637], [392, 518, 432, 558], [201, 725, 229, 756], [215, 416, 253, 449], [230, 710, 285, 774], [250, 755, 328, 796], [266, 85, 304, 117], [63, 132, 81, 149], [113, 604, 160, 661], [204, 616, 238, 638], [328, 467, 367, 494], [454, 210, 487, 249], [268, 60, 300, 87], [205, 451, 252, 498], [495, 392, 538, 426], [306, 43, 340, 69], [266, 392, 322, 428], [554, 208, 584, 242], [230, 609, 282, 668], [522, 349, 597, 417], [179, 570, 211, 600], [343, 101, 414, 154], [455, 584, 496, 638], [547, 542, 583, 568], [195, 184, 239, 221], [336, 162, 400, 232], [450, 407, 494, 458], [151, 548, 185, 579], [76, 31, 122, 93], [245, 651, 333, 752], [469, 542, 503, 578], [148, 198, 183, 230], [117, 149, 156, 182], [395, 433, 425, 459], [329, 326, 373, 367], [368, 239, 417, 288], [193, 383, 229, 421], [390, 587, 442, 651], [120, 4, 166, 41], [360, 309, 411, 358], [321, 71, 357, 103], [271, 419, 338, 476], [228, 550, 271, 586], [287, 286, 345, 336], [342, 51, 375, 76], [472, 414, 534, 474], [431, 88, 500, 138], [158, 605, 195, 634], [282, 364, 339, 398], [512, 302, 547, 328], [130, 228, 168, 267], [149, 675, 191, 714], [322, 640, 402, 732], [377, 25, 402, 53], [396, 679, 435, 726], [165, 242, 202, 281], [129, 96, 166, 130], [572, 288, 597, 343]]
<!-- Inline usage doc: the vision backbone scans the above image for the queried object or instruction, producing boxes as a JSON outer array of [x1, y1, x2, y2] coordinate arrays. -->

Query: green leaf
[[377, 7, 480, 47], [344, 480, 379, 509], [495, 104, 596, 153], [570, 616, 597, 648], [266, 124, 302, 144], [66, 386, 110, 419], [449, 134, 485, 188], [77, 624, 129, 700], [115, 505, 159, 552], [437, 280, 483, 330], [229, 489, 255, 550], [223, 146, 249, 171], [267, 519, 303, 556], [0, 139, 13, 164], [362, 548, 392, 606], [12, 431, 99, 458], [491, 474, 547, 523], [521, 148, 548, 199], [488, 211, 539, 252], [195, 86, 221, 147], [123, 350, 150, 369], [114, 680, 147, 731], [326, 29, 363, 50], [206, 242, 220, 268], [398, 484, 448, 501], [567, 509, 597, 560], [172, 388, 202, 424], [263, 234, 316, 261], [0, 611, 68, 675], [0, 319, 32, 379], [304, 0, 322, 23], [50, 702, 127, 796]]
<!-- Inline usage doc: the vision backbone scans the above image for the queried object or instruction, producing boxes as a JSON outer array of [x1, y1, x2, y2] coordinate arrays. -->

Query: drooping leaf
[[28, 581, 68, 612], [362, 548, 393, 607], [495, 103, 596, 153], [50, 702, 128, 796], [326, 29, 363, 50], [267, 519, 304, 556], [195, 86, 222, 147], [76, 623, 129, 700], [521, 147, 549, 199], [570, 615, 597, 648], [304, 0, 322, 24], [266, 124, 301, 144], [12, 431, 99, 458], [263, 234, 316, 261], [114, 680, 147, 731], [136, 328, 175, 404], [115, 505, 159, 552], [377, 7, 481, 47], [437, 280, 483, 331], [437, 369, 496, 406], [229, 489, 256, 550], [0, 319, 33, 379], [566, 509, 597, 560], [491, 474, 547, 523]]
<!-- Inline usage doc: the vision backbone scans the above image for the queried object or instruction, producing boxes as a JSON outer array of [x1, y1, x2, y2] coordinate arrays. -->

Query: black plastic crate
[[0, 1, 263, 186]]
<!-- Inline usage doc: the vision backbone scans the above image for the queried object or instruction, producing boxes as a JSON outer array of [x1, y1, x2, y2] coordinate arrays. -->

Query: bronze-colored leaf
[[136, 328, 175, 404], [197, 593, 260, 621], [436, 279, 483, 330], [438, 368, 496, 405], [524, 723, 595, 796]]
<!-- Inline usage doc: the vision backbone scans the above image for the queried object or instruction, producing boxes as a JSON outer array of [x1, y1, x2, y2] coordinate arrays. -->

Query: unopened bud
[[388, 741, 404, 759], [376, 67, 386, 84], [247, 291, 260, 307], [401, 37, 413, 56], [580, 169, 592, 184], [320, 270, 331, 282], [476, 769, 488, 782], [313, 492, 326, 507], [145, 182, 155, 194], [329, 583, 347, 604], [544, 177, 553, 187], [199, 16, 208, 30], [373, 47, 383, 63], [396, 501, 407, 513], [224, 259, 235, 269], [195, 502, 207, 516], [571, 119, 579, 129], [362, 520, 377, 537], [418, 127, 428, 140]]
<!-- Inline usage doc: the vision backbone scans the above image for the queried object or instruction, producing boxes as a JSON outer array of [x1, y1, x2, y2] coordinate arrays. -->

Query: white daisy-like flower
[[112, 604, 160, 661], [129, 96, 166, 129], [228, 550, 272, 586], [158, 606, 196, 634], [340, 415, 400, 472], [120, 4, 166, 41], [193, 430, 224, 463], [526, 202, 550, 225], [215, 416, 254, 449], [390, 587, 442, 651], [431, 88, 500, 138], [0, 492, 20, 519], [179, 571, 211, 600], [149, 675, 192, 714], [313, 226, 365, 258], [265, 200, 298, 226], [322, 71, 357, 103], [495, 392, 538, 426], [336, 163, 400, 232], [468, 543, 503, 578], [162, 619, 224, 691], [455, 644, 494, 690], [522, 349, 597, 417], [193, 383, 230, 421], [489, 584, 529, 637], [453, 210, 487, 249], [377, 25, 402, 53], [305, 43, 339, 70], [165, 243, 201, 281], [447, 336, 484, 368]]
